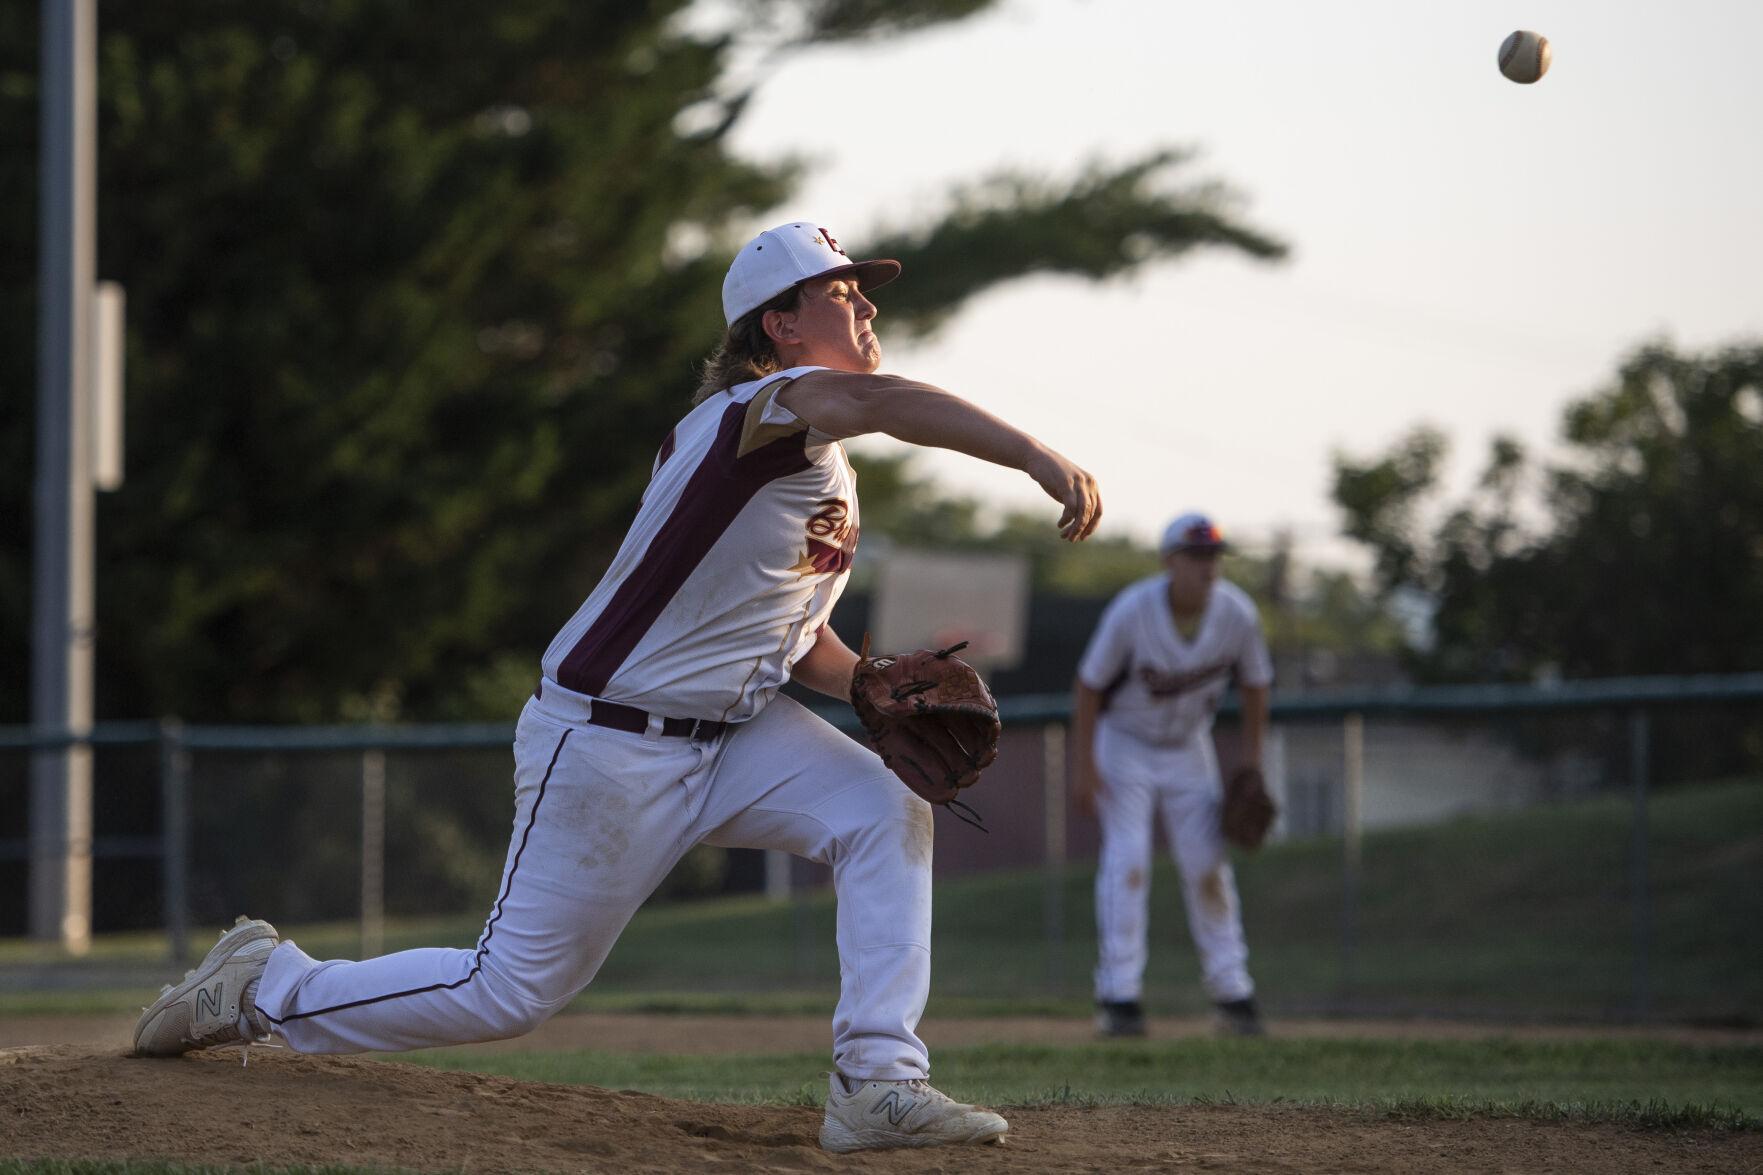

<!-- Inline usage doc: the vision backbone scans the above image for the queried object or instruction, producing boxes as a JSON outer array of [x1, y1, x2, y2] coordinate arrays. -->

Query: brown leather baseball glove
[[850, 636, 1000, 820], [1222, 765, 1277, 850]]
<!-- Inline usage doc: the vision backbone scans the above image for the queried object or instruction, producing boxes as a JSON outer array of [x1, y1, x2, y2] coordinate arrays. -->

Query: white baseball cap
[[1160, 512, 1229, 555], [721, 222, 901, 326]]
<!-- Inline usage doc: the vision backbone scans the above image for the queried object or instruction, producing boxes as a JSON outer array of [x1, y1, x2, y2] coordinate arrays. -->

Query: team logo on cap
[[1183, 521, 1225, 546], [818, 228, 847, 257]]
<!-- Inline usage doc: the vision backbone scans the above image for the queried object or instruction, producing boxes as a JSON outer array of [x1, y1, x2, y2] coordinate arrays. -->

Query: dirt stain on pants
[[1199, 867, 1230, 917]]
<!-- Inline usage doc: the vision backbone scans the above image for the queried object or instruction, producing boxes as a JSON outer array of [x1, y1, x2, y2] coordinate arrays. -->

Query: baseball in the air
[[1498, 30, 1551, 84]]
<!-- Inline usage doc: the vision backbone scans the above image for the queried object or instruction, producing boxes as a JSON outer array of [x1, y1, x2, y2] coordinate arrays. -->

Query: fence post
[[361, 748, 386, 959], [1341, 712, 1364, 1005], [791, 869, 814, 981], [1042, 721, 1067, 992], [764, 850, 792, 903], [157, 718, 190, 965], [1628, 708, 1652, 1018]]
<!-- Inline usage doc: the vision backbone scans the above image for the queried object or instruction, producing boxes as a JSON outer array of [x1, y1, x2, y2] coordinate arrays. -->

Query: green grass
[[4, 779, 1759, 1023], [579, 776, 1763, 1022], [394, 1036, 1763, 1125]]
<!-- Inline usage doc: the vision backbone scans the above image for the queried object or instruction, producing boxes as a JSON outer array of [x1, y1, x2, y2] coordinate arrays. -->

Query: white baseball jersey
[[541, 365, 857, 722], [1078, 575, 1272, 747]]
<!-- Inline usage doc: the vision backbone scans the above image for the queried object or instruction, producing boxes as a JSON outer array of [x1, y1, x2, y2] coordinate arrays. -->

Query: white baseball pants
[[256, 688, 935, 1080], [1091, 723, 1254, 1004]]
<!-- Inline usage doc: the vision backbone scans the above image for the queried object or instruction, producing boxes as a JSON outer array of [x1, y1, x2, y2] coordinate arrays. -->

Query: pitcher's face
[[767, 275, 880, 373]]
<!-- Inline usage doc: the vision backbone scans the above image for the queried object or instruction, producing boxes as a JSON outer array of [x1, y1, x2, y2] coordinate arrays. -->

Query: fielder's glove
[[1222, 765, 1277, 850], [850, 636, 1001, 828]]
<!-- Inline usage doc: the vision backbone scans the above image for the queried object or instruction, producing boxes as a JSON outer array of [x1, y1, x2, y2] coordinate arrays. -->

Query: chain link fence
[[4, 674, 1760, 1022]]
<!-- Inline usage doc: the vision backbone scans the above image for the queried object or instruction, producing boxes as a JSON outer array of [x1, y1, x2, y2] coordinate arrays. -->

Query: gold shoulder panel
[[737, 376, 808, 458]]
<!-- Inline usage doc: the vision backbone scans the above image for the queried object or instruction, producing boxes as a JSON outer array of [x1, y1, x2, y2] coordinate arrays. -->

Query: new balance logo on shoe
[[195, 983, 225, 1020], [873, 1090, 917, 1126]]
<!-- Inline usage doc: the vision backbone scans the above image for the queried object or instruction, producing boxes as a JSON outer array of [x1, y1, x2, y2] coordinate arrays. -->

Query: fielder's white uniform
[[1078, 575, 1273, 1005], [254, 366, 938, 1080]]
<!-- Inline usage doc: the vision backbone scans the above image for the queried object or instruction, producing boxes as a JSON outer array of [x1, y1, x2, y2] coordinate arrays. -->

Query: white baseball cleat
[[133, 916, 279, 1058], [819, 1073, 1008, 1153]]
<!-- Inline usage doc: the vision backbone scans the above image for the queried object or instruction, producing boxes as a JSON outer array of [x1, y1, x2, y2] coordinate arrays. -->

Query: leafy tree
[[851, 452, 1402, 683], [1332, 341, 1763, 682], [1332, 425, 1447, 594], [1, 0, 1286, 723]]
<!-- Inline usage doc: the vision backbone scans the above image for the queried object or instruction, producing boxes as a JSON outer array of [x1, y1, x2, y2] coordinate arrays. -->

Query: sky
[[723, 0, 1763, 567]]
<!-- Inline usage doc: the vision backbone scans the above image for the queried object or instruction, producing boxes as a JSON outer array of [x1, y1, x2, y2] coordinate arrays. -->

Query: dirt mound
[[3, 1045, 1755, 1173]]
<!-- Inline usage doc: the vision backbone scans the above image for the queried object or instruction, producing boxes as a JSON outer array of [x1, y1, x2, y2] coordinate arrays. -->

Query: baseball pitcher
[[133, 222, 1101, 1154]]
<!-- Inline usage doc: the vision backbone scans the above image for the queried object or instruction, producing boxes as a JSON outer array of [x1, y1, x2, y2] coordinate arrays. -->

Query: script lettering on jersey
[[1137, 661, 1234, 699], [790, 497, 858, 576]]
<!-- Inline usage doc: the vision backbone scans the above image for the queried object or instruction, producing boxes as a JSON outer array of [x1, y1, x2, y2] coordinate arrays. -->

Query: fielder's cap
[[721, 222, 901, 326], [1160, 512, 1229, 555]]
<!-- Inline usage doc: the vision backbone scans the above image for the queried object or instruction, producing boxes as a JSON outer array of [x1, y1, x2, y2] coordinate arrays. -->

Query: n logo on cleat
[[873, 1090, 917, 1126], [195, 983, 225, 1019]]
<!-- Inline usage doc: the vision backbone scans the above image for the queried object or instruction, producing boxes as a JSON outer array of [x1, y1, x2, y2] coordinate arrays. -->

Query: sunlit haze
[[726, 0, 1763, 566]]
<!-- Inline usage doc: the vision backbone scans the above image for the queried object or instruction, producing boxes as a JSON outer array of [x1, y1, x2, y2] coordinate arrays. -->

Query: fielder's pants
[[256, 687, 935, 1080], [1091, 722, 1254, 1004]]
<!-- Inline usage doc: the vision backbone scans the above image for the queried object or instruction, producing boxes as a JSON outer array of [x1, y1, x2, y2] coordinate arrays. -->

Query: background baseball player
[[1071, 513, 1273, 1038], [133, 222, 1101, 1154]]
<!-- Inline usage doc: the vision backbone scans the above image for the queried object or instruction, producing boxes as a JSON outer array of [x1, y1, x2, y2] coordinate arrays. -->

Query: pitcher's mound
[[2, 1045, 1753, 1173]]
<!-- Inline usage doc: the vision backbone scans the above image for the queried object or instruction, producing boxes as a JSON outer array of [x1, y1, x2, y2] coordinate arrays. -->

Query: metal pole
[[1264, 726, 1287, 843], [1628, 709, 1652, 1018], [1341, 712, 1364, 1003], [158, 719, 190, 964], [361, 749, 386, 958], [1042, 722, 1067, 992], [92, 281, 126, 490], [30, 0, 97, 953], [763, 849, 792, 903]]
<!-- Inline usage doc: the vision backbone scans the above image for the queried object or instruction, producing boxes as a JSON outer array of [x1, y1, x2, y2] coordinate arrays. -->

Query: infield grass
[[398, 1035, 1763, 1126]]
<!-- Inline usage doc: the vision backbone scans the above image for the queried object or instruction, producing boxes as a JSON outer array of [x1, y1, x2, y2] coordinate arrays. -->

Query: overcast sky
[[725, 0, 1763, 567]]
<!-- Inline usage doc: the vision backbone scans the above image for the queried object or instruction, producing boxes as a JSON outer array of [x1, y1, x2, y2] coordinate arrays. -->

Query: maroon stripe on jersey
[[556, 400, 812, 696], [655, 428, 676, 470]]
